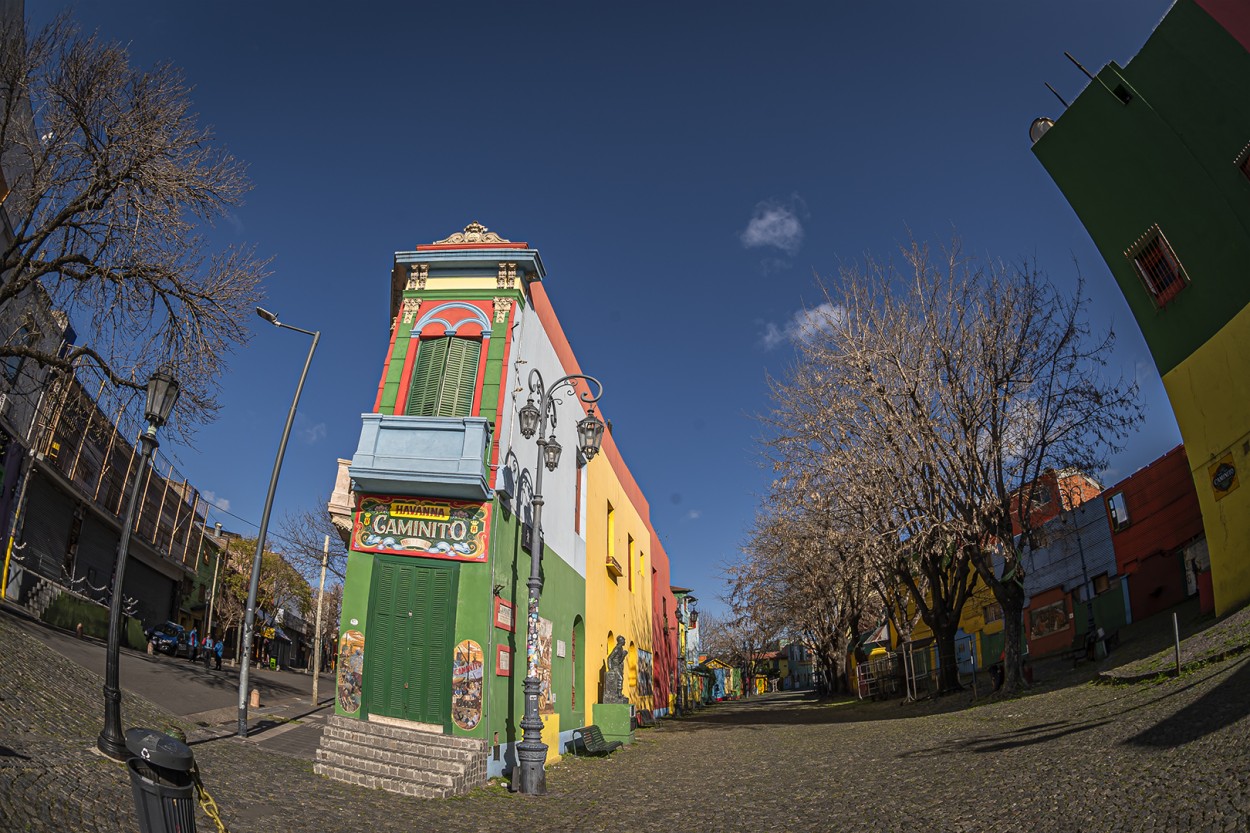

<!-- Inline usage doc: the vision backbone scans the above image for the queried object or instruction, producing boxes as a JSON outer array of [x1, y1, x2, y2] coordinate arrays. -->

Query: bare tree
[[0, 13, 266, 426], [277, 500, 350, 584], [757, 239, 1140, 696]]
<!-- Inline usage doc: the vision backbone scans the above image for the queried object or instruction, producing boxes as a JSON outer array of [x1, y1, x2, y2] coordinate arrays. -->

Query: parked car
[[146, 621, 189, 657]]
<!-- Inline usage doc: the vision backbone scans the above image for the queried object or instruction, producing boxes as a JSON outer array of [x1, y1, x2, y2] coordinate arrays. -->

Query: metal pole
[[205, 544, 221, 639], [238, 322, 319, 739], [97, 426, 159, 760], [513, 369, 603, 796], [311, 535, 329, 707], [1173, 612, 1182, 677], [514, 386, 551, 796]]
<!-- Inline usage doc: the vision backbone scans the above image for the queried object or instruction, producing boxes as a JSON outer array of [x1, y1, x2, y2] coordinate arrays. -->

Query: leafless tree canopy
[[0, 13, 266, 426], [749, 241, 1141, 695]]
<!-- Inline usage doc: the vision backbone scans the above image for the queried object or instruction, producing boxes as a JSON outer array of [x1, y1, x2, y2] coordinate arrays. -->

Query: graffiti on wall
[[637, 648, 654, 696]]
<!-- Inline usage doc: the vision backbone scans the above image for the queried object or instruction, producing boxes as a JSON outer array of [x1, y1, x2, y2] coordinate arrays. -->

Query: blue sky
[[34, 1, 1180, 612]]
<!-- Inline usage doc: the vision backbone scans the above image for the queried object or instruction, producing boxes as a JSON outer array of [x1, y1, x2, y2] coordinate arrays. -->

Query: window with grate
[[405, 336, 480, 417], [1126, 226, 1188, 308], [1107, 492, 1130, 531]]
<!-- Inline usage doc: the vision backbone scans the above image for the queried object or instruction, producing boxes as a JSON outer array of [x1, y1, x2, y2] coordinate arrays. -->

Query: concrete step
[[312, 760, 451, 799], [318, 737, 463, 778], [315, 747, 457, 789], [324, 715, 485, 754], [321, 724, 482, 766]]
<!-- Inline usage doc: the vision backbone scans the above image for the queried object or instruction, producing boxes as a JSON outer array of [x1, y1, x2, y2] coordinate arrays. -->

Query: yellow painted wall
[[1162, 303, 1250, 615], [906, 579, 1002, 666], [582, 453, 654, 712]]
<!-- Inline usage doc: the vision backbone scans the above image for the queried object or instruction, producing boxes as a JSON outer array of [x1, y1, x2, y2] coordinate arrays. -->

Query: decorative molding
[[433, 221, 511, 246], [496, 262, 518, 289], [401, 297, 421, 324], [407, 263, 428, 291], [493, 297, 512, 323]]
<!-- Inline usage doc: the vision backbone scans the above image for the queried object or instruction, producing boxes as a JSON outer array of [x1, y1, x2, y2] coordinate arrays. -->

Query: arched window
[[406, 336, 480, 417]]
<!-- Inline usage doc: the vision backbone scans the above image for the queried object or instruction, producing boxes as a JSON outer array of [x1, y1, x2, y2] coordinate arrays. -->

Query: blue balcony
[[348, 414, 493, 499]]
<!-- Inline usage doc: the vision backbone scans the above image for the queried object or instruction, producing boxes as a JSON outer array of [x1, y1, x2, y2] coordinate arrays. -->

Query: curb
[[1096, 640, 1250, 685]]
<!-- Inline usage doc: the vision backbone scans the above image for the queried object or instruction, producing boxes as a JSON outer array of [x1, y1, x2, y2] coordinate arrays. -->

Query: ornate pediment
[[432, 221, 511, 245]]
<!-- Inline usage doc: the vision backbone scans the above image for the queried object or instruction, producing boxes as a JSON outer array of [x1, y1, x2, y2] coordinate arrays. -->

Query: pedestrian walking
[[188, 626, 198, 662], [214, 638, 223, 670], [202, 636, 213, 669]]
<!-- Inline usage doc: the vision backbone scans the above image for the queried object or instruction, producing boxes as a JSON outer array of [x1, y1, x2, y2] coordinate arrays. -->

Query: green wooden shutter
[[420, 567, 455, 724], [406, 338, 449, 416], [366, 563, 396, 715], [436, 338, 480, 417], [388, 566, 414, 716]]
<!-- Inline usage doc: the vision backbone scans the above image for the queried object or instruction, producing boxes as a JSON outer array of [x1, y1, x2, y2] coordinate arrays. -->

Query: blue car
[[146, 621, 189, 657]]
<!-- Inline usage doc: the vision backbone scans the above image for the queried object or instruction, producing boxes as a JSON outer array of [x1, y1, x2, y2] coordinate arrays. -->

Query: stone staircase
[[314, 715, 488, 799]]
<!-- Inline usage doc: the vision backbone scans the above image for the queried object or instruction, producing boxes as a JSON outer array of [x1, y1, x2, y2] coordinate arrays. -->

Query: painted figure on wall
[[451, 639, 484, 730], [336, 630, 365, 713], [604, 635, 628, 704], [537, 617, 555, 715]]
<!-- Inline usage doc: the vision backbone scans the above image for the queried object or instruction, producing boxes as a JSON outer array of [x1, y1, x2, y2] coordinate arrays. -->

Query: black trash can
[[124, 728, 197, 833]]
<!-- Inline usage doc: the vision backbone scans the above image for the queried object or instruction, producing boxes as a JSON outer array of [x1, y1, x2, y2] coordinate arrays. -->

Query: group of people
[[186, 627, 224, 670]]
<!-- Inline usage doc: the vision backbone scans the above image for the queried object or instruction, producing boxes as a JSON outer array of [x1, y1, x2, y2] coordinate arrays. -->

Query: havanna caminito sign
[[353, 495, 491, 562]]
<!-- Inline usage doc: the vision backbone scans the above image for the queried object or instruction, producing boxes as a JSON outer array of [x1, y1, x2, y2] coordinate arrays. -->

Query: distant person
[[188, 627, 198, 662], [214, 638, 224, 670], [202, 636, 213, 669]]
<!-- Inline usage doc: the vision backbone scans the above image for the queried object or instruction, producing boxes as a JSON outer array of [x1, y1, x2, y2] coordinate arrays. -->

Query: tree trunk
[[997, 579, 1027, 695], [934, 622, 963, 694]]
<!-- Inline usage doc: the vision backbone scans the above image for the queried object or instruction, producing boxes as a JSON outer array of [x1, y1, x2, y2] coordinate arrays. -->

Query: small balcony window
[[1106, 492, 1130, 531], [1125, 226, 1188, 308]]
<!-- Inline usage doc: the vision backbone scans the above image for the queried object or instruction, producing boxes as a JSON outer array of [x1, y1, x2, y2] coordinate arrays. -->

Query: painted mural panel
[[353, 494, 491, 563], [536, 616, 555, 715], [452, 639, 484, 730], [336, 630, 365, 713], [637, 649, 654, 696]]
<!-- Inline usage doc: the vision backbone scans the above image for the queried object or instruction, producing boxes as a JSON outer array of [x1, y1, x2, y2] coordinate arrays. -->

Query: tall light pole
[[238, 307, 319, 738], [1059, 481, 1099, 657], [311, 534, 330, 708], [97, 368, 181, 760], [513, 369, 605, 796]]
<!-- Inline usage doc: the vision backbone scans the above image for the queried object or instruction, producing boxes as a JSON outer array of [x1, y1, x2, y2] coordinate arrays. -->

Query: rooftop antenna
[[1044, 82, 1070, 108], [1064, 51, 1096, 81]]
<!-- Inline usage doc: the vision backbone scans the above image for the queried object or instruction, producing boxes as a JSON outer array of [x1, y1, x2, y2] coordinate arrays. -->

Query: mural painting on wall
[[336, 630, 365, 713], [537, 616, 555, 715], [451, 639, 484, 731], [637, 648, 654, 696], [1029, 600, 1068, 640], [353, 495, 491, 562]]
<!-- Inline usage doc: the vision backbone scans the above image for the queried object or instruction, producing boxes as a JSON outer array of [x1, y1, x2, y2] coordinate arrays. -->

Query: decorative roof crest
[[432, 221, 511, 246]]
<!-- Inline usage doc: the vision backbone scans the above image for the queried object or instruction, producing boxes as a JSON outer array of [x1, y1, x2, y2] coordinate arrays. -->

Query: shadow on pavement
[[1125, 656, 1250, 749]]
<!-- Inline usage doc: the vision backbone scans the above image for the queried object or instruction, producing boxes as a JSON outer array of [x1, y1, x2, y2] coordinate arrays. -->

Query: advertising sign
[[353, 494, 491, 562]]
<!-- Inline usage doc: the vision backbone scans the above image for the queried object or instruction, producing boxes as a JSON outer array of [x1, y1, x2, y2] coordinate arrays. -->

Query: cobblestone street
[[3, 608, 1249, 833]]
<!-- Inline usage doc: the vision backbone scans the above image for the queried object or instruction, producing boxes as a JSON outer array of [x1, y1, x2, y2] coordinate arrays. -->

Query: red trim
[[415, 243, 529, 251], [489, 298, 518, 475], [496, 645, 513, 676], [493, 597, 515, 632], [471, 334, 489, 416]]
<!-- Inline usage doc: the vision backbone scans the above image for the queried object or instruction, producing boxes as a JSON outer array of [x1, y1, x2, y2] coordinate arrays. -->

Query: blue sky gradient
[[33, 1, 1181, 611]]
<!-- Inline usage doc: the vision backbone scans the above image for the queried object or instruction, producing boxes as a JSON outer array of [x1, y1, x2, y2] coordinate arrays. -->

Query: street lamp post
[[513, 369, 605, 796], [97, 368, 181, 760], [1059, 483, 1099, 658], [238, 307, 319, 738]]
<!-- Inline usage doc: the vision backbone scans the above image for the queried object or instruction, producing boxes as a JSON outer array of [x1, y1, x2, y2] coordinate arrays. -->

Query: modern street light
[[513, 368, 605, 796], [98, 367, 181, 760], [238, 307, 319, 738]]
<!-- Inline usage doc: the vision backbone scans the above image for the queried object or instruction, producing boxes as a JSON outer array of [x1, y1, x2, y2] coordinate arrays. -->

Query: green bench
[[570, 725, 622, 756]]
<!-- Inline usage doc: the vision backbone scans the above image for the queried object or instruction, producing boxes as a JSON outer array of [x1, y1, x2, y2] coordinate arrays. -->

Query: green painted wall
[[1032, 0, 1250, 375], [334, 497, 587, 747]]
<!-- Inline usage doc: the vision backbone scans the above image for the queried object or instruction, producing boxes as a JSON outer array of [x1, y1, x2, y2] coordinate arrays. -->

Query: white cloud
[[295, 413, 326, 444], [760, 302, 845, 350], [686, 509, 702, 520], [740, 200, 804, 255], [202, 491, 231, 512]]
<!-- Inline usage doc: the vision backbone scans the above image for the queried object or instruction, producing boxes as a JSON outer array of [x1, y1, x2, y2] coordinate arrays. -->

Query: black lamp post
[[238, 307, 319, 738], [513, 368, 604, 796], [1059, 482, 1099, 658], [98, 368, 180, 760]]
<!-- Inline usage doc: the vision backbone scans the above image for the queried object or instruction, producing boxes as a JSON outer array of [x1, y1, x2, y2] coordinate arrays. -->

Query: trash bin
[[124, 728, 197, 833]]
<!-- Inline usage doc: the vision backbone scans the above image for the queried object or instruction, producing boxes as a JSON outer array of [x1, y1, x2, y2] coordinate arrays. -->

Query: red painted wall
[[1025, 586, 1074, 657], [1196, 0, 1250, 52], [1106, 445, 1206, 620]]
